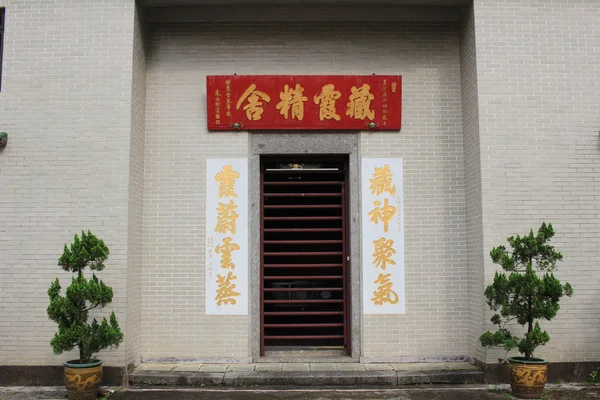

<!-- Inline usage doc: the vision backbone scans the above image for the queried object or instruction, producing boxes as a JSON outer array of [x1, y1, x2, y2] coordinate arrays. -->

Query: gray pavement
[[0, 385, 599, 400], [134, 362, 479, 373], [129, 361, 484, 387], [112, 386, 600, 399]]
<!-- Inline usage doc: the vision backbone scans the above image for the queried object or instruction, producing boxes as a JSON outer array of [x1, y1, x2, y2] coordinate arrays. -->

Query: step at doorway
[[260, 156, 350, 356]]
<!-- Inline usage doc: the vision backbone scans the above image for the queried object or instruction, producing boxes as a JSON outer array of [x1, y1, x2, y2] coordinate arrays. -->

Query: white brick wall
[[474, 0, 600, 363], [142, 22, 250, 360], [2, 0, 598, 368], [359, 22, 468, 359], [0, 0, 136, 366], [143, 20, 469, 360], [126, 2, 146, 368], [459, 4, 486, 364]]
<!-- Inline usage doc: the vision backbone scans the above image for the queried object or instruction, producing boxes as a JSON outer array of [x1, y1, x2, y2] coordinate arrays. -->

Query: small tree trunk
[[527, 296, 533, 360], [79, 344, 85, 363], [526, 257, 533, 360], [526, 320, 533, 360]]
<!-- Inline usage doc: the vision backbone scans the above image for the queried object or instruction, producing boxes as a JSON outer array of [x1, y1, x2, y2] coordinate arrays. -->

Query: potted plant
[[47, 231, 124, 400], [479, 222, 573, 399]]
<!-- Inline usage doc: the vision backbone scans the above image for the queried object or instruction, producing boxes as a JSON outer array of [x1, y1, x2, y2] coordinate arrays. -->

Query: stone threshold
[[129, 362, 483, 386]]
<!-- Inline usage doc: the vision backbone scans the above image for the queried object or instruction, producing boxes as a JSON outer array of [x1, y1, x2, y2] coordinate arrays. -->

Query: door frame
[[249, 133, 361, 361], [259, 154, 350, 355]]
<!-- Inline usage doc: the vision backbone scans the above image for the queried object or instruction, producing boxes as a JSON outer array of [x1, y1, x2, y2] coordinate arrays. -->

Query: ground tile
[[227, 364, 256, 372], [364, 363, 394, 371], [132, 363, 154, 371], [255, 363, 283, 372], [200, 364, 228, 373], [173, 364, 202, 372], [391, 363, 423, 372], [309, 363, 339, 372], [138, 363, 176, 371], [417, 363, 446, 371], [336, 363, 366, 371], [444, 362, 478, 371], [282, 363, 310, 372]]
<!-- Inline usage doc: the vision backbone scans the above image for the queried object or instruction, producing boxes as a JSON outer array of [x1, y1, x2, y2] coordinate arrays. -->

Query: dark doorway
[[260, 156, 350, 356]]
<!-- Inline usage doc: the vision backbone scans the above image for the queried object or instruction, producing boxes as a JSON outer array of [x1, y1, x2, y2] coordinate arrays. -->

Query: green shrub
[[479, 222, 573, 361], [47, 231, 123, 364]]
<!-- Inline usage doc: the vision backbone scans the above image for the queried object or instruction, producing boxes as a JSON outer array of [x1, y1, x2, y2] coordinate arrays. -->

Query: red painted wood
[[264, 323, 344, 328], [263, 240, 343, 244], [207, 75, 401, 130], [264, 193, 342, 197], [263, 252, 342, 256], [260, 159, 265, 356], [264, 276, 343, 280], [263, 205, 342, 209], [264, 170, 344, 174], [264, 300, 344, 304], [263, 264, 343, 268], [264, 288, 343, 292], [263, 181, 344, 185], [263, 228, 342, 232], [264, 311, 343, 316], [260, 157, 349, 352], [263, 217, 342, 221], [264, 335, 345, 340]]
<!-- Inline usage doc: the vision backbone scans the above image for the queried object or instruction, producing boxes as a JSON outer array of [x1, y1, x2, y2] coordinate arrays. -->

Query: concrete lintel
[[147, 5, 460, 23]]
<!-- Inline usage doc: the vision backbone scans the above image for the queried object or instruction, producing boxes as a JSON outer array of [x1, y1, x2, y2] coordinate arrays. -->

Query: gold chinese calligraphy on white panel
[[361, 158, 405, 314], [206, 159, 248, 315]]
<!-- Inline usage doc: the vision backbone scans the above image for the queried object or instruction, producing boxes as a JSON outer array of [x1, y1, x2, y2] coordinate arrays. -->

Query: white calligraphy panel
[[361, 158, 405, 314], [206, 159, 248, 315]]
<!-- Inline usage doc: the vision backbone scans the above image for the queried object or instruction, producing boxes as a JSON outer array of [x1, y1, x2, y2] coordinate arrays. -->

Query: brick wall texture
[[357, 22, 467, 359], [0, 0, 598, 367], [474, 0, 600, 363], [142, 22, 250, 360], [141, 19, 469, 361], [126, 3, 146, 368], [459, 3, 485, 364], [0, 0, 136, 366]]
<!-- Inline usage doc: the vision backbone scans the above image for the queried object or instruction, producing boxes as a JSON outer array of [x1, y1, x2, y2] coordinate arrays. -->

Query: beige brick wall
[[143, 20, 468, 360], [126, 2, 147, 368], [459, 4, 485, 363], [0, 0, 136, 366], [474, 0, 600, 363], [2, 0, 597, 367], [142, 22, 250, 360], [359, 23, 468, 360]]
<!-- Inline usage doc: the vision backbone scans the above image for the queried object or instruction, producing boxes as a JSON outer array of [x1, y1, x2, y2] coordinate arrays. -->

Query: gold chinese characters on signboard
[[236, 84, 271, 121], [368, 164, 399, 306], [213, 165, 242, 306], [276, 83, 308, 121], [234, 83, 376, 122]]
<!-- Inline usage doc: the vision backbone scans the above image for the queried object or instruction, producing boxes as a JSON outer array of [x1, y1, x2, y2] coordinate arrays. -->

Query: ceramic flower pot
[[63, 359, 103, 400], [508, 356, 548, 399]]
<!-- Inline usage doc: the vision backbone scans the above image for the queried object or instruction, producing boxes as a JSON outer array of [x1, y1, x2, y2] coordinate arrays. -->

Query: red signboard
[[207, 75, 401, 131]]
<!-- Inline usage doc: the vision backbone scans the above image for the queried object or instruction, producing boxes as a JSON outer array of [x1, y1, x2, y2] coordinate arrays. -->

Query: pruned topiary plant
[[479, 222, 573, 361], [47, 231, 123, 364]]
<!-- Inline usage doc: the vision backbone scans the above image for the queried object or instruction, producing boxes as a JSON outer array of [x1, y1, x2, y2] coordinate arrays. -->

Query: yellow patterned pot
[[508, 357, 548, 399], [63, 359, 103, 400]]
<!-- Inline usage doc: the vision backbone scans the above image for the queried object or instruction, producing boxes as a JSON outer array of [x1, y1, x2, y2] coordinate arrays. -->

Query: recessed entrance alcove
[[250, 133, 361, 362]]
